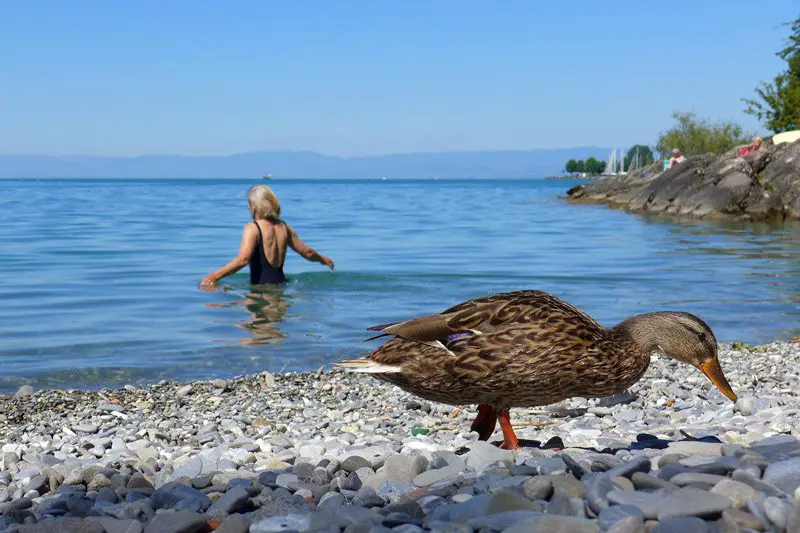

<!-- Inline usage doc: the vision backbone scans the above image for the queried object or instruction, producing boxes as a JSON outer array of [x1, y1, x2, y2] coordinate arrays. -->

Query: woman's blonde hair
[[247, 185, 281, 220]]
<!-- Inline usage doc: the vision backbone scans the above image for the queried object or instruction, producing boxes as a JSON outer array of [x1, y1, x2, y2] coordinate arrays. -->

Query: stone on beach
[[0, 341, 798, 532]]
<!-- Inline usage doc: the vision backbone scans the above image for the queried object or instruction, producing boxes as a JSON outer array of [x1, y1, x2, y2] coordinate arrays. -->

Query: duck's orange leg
[[498, 410, 520, 450], [470, 404, 497, 441]]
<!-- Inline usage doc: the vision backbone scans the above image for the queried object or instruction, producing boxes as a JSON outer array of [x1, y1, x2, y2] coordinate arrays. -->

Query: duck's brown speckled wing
[[366, 290, 605, 377], [367, 290, 601, 341]]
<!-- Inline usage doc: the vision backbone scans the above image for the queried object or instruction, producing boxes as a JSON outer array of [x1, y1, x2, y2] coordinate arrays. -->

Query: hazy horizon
[[0, 146, 615, 179]]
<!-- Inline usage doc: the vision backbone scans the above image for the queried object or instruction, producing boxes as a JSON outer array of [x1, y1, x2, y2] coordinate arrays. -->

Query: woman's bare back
[[254, 219, 289, 267]]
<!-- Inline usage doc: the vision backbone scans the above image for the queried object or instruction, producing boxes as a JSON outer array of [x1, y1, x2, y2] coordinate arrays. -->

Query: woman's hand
[[200, 274, 218, 288], [321, 256, 335, 270]]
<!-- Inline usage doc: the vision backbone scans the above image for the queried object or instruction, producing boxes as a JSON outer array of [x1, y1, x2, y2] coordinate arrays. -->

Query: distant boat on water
[[262, 173, 272, 180]]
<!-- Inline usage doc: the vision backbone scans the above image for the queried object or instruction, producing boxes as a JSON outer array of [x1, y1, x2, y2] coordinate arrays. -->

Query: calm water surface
[[0, 178, 798, 393]]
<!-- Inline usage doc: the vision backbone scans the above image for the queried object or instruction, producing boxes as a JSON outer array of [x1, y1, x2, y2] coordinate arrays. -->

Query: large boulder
[[566, 140, 800, 221]]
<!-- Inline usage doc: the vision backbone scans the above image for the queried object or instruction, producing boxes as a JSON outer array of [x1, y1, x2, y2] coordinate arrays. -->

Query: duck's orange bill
[[700, 359, 737, 401]]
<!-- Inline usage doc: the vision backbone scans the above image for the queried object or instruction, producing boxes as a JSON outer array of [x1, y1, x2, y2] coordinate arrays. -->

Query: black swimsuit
[[249, 221, 287, 285]]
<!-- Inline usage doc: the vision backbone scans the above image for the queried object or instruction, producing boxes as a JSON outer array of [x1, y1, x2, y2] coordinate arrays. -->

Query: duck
[[335, 290, 737, 449]]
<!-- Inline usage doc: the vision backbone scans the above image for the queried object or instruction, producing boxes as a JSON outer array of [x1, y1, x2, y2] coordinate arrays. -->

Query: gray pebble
[[598, 504, 645, 530]]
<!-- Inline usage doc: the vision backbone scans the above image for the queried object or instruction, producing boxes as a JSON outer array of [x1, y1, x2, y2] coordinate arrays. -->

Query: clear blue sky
[[2, 0, 797, 157]]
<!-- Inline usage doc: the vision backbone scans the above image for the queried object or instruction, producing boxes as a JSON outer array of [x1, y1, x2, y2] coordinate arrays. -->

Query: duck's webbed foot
[[470, 404, 497, 441], [498, 410, 520, 450]]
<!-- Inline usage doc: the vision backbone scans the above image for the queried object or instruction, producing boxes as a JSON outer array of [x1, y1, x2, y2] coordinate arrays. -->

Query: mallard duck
[[335, 290, 737, 449]]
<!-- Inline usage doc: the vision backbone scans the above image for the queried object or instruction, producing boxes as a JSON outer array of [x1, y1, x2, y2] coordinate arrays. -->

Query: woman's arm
[[201, 223, 259, 287], [286, 224, 334, 270]]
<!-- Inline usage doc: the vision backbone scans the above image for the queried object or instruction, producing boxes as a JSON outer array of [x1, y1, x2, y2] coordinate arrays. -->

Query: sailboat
[[626, 147, 641, 173], [603, 148, 628, 176], [604, 149, 617, 176]]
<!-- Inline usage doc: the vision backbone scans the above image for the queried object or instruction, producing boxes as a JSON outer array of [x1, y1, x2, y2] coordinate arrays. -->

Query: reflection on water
[[208, 284, 291, 346]]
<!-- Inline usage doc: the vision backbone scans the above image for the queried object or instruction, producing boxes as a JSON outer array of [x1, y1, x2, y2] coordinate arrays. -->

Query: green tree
[[743, 16, 800, 132], [656, 112, 750, 157], [565, 159, 577, 174], [584, 156, 603, 174], [574, 160, 586, 173], [624, 145, 655, 169]]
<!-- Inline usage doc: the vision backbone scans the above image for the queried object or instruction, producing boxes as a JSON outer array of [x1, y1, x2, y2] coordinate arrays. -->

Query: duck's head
[[621, 311, 737, 401]]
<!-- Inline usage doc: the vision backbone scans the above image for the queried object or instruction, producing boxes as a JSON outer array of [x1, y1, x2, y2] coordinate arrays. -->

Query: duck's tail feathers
[[334, 359, 402, 373], [366, 321, 401, 332], [363, 332, 390, 342]]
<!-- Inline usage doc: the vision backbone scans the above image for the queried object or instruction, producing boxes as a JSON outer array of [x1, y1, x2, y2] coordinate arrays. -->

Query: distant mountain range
[[0, 147, 612, 179]]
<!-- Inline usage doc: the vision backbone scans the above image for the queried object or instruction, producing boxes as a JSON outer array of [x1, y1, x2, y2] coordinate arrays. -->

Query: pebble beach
[[2, 341, 800, 533]]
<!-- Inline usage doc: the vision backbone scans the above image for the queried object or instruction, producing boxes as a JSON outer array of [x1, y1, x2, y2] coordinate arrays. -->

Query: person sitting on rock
[[738, 136, 764, 157], [667, 148, 686, 170]]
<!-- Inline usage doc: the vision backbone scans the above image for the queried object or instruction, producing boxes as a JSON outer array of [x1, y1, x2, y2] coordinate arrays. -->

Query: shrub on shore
[[656, 111, 751, 157]]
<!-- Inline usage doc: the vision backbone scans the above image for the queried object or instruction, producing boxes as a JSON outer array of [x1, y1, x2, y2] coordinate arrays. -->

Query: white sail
[[604, 149, 616, 175]]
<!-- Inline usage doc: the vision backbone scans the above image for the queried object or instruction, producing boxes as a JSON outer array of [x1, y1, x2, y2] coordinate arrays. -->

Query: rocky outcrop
[[566, 140, 800, 221]]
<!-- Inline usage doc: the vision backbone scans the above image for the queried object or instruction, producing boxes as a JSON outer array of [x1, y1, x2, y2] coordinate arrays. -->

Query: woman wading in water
[[201, 185, 334, 287]]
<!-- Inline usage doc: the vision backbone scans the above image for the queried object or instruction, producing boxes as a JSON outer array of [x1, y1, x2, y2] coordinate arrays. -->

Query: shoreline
[[1, 340, 799, 531]]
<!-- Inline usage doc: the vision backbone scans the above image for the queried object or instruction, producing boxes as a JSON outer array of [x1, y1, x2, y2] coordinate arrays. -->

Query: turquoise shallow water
[[0, 178, 798, 393]]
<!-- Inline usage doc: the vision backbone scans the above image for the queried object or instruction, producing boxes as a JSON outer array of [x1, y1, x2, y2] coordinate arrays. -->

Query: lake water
[[1, 178, 798, 393]]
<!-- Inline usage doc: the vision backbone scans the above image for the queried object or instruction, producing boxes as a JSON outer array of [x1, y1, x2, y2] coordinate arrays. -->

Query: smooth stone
[[604, 457, 651, 479], [787, 504, 800, 533], [670, 473, 727, 487], [354, 487, 385, 507], [275, 473, 299, 489], [711, 478, 759, 510], [72, 424, 99, 434], [502, 515, 598, 533], [383, 454, 428, 484], [143, 509, 209, 533], [763, 496, 791, 530], [607, 516, 647, 533], [466, 510, 542, 531], [656, 487, 732, 521], [319, 492, 347, 509], [341, 456, 374, 473], [176, 385, 193, 397], [16, 518, 105, 533], [465, 441, 514, 472], [207, 486, 250, 516], [215, 514, 251, 533], [651, 516, 709, 533], [586, 475, 618, 514], [631, 473, 677, 492], [552, 475, 586, 499], [611, 477, 634, 491], [412, 466, 461, 487], [151, 483, 211, 511], [731, 470, 787, 497], [27, 474, 48, 493], [432, 451, 466, 471], [598, 504, 645, 530], [0, 496, 33, 513], [723, 508, 766, 531], [88, 474, 113, 492], [393, 526, 425, 533], [547, 491, 575, 516], [523, 476, 553, 501], [763, 458, 800, 494], [607, 490, 663, 519], [666, 442, 722, 457], [89, 517, 143, 533]]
